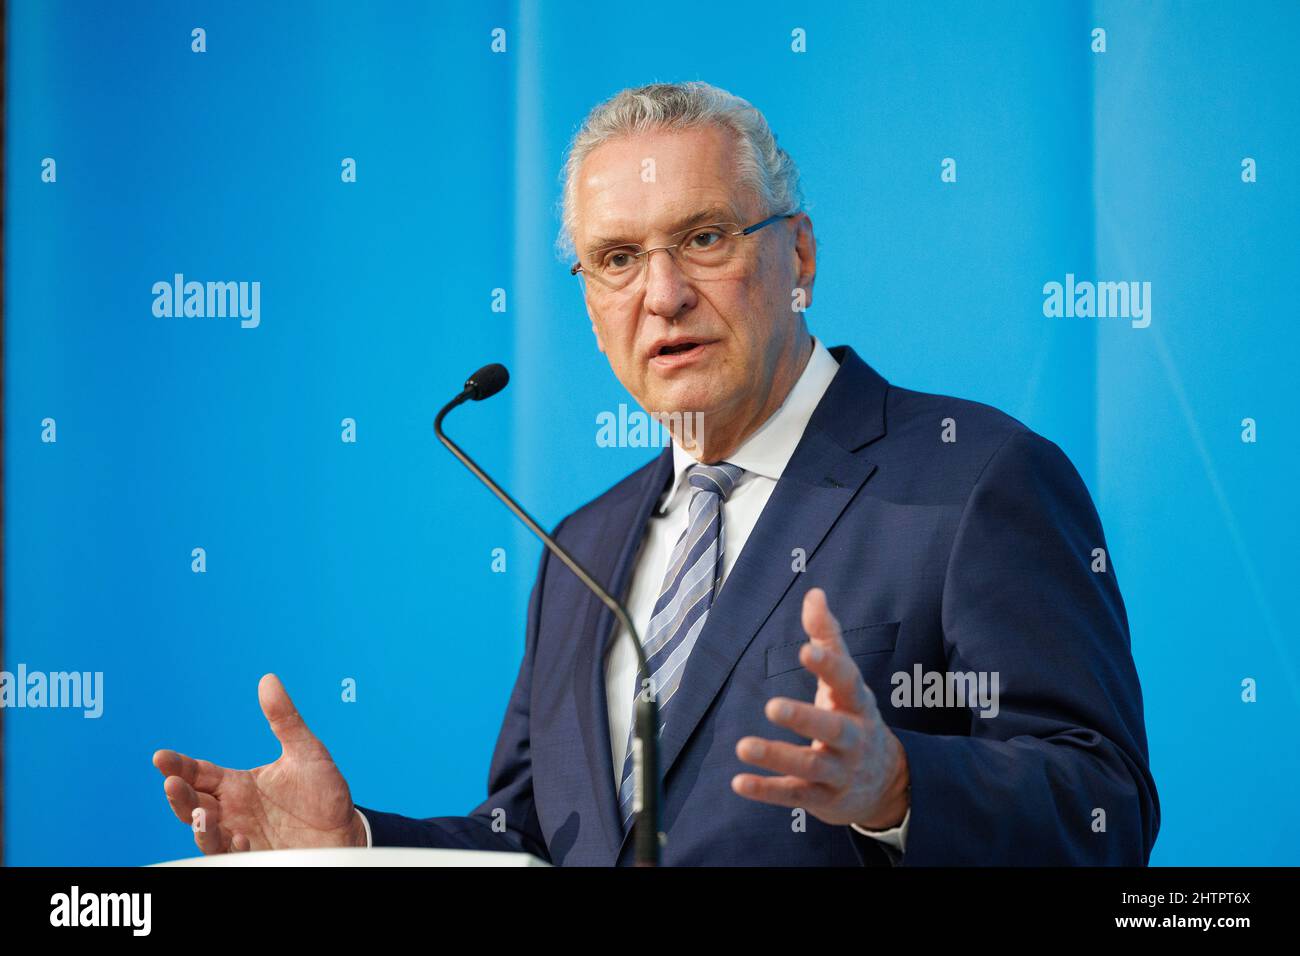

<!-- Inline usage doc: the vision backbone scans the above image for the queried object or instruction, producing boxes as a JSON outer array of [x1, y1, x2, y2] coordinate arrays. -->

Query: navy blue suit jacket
[[358, 345, 1159, 865]]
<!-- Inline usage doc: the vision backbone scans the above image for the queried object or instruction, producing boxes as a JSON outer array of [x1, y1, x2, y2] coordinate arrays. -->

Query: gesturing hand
[[153, 673, 366, 854], [732, 588, 910, 830]]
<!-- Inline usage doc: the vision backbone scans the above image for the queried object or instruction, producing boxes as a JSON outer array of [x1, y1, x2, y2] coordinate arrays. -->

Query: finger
[[735, 736, 845, 786], [765, 697, 861, 750], [799, 640, 871, 714], [163, 776, 227, 853], [193, 821, 227, 855], [153, 749, 225, 793], [163, 776, 221, 823], [230, 833, 251, 853], [731, 772, 831, 810], [191, 797, 227, 855], [801, 589, 870, 713], [258, 673, 325, 759], [801, 588, 843, 648], [162, 774, 204, 823]]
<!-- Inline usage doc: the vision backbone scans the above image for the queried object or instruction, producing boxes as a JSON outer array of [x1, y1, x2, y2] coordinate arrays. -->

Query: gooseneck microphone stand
[[434, 363, 661, 867]]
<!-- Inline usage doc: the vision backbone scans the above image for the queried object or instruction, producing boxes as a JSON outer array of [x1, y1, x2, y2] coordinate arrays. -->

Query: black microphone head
[[465, 363, 509, 401]]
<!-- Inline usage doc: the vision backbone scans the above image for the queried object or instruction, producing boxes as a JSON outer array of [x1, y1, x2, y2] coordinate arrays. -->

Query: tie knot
[[687, 461, 745, 501]]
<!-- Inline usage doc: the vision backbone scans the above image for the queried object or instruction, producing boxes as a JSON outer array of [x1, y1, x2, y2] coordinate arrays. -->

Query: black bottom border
[[1, 865, 1289, 939]]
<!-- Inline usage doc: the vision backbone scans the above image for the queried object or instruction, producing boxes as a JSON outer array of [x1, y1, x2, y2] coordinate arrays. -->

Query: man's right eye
[[602, 250, 636, 271]]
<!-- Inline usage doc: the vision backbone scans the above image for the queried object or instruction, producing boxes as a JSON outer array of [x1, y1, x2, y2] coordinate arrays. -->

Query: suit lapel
[[572, 447, 674, 859], [615, 346, 891, 858]]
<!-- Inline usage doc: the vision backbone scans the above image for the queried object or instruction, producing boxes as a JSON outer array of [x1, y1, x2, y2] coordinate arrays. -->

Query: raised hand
[[153, 673, 366, 854], [731, 588, 910, 830]]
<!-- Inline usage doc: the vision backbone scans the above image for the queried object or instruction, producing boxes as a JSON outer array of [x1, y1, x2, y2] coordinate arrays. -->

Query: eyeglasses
[[570, 212, 798, 292]]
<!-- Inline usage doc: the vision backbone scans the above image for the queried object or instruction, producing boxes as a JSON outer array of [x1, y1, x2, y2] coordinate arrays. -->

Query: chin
[[644, 377, 722, 418]]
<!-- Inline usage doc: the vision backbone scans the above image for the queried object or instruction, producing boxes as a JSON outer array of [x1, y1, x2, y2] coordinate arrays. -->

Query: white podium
[[152, 847, 548, 867]]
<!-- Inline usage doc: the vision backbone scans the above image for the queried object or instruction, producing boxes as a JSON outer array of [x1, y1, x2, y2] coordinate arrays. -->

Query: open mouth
[[656, 341, 703, 356]]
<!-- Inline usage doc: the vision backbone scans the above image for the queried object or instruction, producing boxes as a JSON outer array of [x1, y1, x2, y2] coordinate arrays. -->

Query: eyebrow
[[583, 205, 737, 257]]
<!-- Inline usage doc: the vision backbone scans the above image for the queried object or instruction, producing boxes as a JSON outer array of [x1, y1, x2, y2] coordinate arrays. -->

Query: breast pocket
[[765, 621, 900, 678]]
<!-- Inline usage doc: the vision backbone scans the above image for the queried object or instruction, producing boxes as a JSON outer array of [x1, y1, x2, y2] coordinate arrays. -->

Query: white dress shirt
[[357, 335, 910, 856]]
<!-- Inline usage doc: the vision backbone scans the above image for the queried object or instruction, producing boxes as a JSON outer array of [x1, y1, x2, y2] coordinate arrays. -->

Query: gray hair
[[555, 81, 805, 262]]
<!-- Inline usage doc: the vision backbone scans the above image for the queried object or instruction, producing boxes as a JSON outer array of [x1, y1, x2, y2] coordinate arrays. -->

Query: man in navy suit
[[153, 82, 1158, 865]]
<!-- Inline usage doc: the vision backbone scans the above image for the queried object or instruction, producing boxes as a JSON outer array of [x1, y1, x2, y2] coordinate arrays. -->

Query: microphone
[[433, 363, 662, 867], [463, 363, 509, 401]]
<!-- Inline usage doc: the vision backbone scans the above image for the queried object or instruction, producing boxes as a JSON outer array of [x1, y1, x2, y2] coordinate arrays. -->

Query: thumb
[[801, 587, 844, 648], [258, 673, 325, 759]]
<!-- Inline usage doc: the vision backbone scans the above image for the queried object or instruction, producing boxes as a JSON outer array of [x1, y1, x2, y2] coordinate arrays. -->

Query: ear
[[588, 309, 607, 354], [792, 214, 817, 309]]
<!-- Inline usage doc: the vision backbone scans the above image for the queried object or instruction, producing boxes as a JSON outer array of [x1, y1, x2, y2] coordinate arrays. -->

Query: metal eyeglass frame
[[569, 212, 798, 287]]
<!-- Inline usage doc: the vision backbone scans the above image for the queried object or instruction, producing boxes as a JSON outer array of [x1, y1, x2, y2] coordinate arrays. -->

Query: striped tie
[[617, 460, 746, 831]]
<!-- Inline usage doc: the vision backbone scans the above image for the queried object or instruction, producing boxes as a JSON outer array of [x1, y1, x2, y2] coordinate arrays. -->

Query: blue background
[[5, 0, 1297, 865]]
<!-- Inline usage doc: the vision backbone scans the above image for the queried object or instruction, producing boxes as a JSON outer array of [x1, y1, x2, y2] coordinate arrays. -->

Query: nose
[[641, 246, 695, 318]]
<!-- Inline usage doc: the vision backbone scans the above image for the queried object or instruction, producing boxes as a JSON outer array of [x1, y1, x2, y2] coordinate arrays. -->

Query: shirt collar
[[658, 335, 841, 514]]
